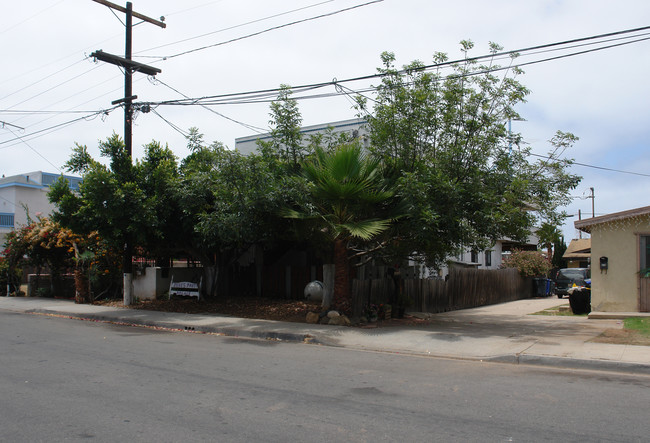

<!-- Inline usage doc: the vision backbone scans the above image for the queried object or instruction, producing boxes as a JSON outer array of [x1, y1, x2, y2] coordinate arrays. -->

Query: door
[[640, 236, 650, 312]]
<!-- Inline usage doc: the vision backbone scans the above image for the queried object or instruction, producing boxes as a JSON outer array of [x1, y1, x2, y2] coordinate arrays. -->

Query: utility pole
[[578, 209, 582, 239], [90, 0, 165, 305], [589, 187, 595, 218]]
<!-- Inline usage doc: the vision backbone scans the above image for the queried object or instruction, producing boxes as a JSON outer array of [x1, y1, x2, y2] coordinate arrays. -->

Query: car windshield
[[558, 269, 588, 279]]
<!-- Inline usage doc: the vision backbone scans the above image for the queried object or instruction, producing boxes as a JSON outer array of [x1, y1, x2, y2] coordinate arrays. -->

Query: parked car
[[553, 268, 590, 298]]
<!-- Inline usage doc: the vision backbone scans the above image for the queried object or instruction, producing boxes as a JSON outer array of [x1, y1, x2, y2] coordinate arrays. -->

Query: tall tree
[[258, 85, 305, 169], [178, 129, 305, 297], [356, 44, 581, 267], [49, 134, 180, 299], [537, 221, 562, 260], [284, 143, 398, 313]]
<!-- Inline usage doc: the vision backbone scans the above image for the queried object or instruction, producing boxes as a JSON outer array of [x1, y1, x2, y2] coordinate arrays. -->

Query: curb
[[486, 354, 650, 375], [18, 307, 650, 376], [27, 309, 322, 345]]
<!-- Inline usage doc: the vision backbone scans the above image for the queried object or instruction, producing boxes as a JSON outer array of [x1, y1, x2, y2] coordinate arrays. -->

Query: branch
[[348, 239, 390, 260]]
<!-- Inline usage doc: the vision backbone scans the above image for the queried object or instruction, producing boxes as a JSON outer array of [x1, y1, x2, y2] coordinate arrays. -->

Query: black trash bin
[[533, 278, 547, 297], [569, 288, 591, 314]]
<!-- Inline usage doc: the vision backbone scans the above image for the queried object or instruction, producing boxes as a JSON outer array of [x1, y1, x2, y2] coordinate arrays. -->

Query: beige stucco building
[[563, 238, 591, 268], [575, 206, 650, 313]]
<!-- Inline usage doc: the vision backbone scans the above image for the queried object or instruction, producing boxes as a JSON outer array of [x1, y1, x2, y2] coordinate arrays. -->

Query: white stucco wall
[[589, 215, 650, 312]]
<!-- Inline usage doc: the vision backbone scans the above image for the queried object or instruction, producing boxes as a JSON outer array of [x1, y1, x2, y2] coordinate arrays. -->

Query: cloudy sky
[[2, 0, 650, 241]]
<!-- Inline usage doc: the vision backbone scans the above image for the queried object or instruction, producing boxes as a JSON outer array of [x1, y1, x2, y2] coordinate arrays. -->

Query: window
[[0, 213, 14, 228], [471, 250, 478, 263], [485, 250, 492, 267]]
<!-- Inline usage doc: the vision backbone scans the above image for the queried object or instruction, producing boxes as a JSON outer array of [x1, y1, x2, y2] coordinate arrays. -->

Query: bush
[[501, 249, 551, 278]]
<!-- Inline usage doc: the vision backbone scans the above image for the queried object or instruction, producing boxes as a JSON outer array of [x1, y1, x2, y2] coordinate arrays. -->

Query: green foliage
[[176, 130, 309, 273], [0, 255, 19, 296], [552, 237, 568, 268], [284, 143, 401, 312], [286, 143, 398, 242], [51, 134, 180, 259], [1, 217, 121, 299], [258, 85, 305, 169], [501, 249, 551, 278], [356, 44, 581, 267]]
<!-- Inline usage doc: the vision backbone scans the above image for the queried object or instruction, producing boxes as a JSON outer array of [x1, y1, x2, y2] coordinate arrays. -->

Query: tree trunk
[[332, 238, 351, 313], [74, 268, 90, 304], [202, 265, 219, 298]]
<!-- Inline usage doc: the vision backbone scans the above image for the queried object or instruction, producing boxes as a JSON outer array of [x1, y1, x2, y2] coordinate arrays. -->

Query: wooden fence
[[353, 267, 532, 314]]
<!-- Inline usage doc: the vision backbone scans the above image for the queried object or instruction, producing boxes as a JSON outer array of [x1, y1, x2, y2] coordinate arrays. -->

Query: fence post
[[322, 264, 335, 309]]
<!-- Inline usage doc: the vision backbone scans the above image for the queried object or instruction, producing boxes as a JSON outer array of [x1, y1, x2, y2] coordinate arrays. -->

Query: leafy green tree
[[355, 44, 581, 267], [177, 129, 306, 297], [49, 134, 179, 300], [257, 85, 305, 169], [284, 143, 398, 313], [552, 237, 568, 269], [537, 221, 562, 260]]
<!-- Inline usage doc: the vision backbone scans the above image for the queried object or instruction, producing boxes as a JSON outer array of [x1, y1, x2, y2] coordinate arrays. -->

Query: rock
[[326, 310, 340, 318], [306, 312, 320, 324], [328, 315, 351, 326]]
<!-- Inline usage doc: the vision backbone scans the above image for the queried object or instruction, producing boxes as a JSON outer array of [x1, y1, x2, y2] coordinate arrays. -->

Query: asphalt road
[[1, 310, 649, 442]]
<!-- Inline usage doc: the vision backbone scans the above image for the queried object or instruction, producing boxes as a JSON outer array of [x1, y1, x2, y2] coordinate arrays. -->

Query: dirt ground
[[96, 297, 320, 323], [94, 296, 431, 328], [591, 328, 650, 346]]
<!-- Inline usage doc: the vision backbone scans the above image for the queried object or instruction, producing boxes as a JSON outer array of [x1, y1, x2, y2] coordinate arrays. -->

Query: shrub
[[501, 249, 551, 278]]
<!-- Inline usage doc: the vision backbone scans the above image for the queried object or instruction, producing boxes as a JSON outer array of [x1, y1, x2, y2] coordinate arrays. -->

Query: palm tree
[[285, 143, 397, 313], [537, 222, 561, 261]]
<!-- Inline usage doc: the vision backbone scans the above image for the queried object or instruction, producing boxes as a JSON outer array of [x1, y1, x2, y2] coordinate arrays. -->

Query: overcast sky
[[2, 0, 650, 242]]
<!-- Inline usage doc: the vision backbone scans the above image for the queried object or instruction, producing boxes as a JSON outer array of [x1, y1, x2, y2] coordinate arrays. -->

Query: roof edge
[[575, 205, 650, 232]]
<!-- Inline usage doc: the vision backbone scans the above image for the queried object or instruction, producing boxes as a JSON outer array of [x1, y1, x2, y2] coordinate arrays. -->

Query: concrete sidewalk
[[2, 296, 649, 375]]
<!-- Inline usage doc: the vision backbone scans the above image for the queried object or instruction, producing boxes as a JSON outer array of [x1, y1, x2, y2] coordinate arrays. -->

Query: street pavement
[[1, 296, 649, 375]]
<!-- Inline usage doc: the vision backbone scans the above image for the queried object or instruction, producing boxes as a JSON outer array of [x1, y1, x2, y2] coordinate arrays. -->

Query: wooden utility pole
[[90, 0, 165, 305]]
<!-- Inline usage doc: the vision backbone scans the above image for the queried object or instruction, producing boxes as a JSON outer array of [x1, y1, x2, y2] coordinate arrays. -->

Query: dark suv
[[553, 268, 590, 298]]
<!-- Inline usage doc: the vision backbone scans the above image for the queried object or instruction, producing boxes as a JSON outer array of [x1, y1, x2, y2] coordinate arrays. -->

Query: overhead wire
[[4, 19, 650, 178], [5, 126, 62, 173], [528, 152, 650, 178], [151, 109, 190, 138], [141, 26, 650, 109], [0, 107, 119, 148], [155, 0, 384, 61], [137, 0, 337, 56], [150, 78, 267, 133], [0, 0, 66, 36]]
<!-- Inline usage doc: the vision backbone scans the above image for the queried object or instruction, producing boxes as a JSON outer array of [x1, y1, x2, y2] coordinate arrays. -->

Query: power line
[[1, 63, 104, 112], [137, 0, 337, 56], [0, 0, 65, 36], [5, 127, 62, 173], [0, 59, 88, 103], [140, 25, 650, 109], [0, 108, 118, 148], [162, 1, 226, 19], [150, 78, 267, 133], [528, 152, 650, 178], [151, 109, 190, 138], [158, 0, 384, 60], [4, 23, 650, 175]]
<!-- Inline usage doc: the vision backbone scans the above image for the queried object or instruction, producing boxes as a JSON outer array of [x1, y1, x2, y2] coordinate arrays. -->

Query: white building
[[235, 118, 368, 155], [0, 171, 81, 246], [444, 236, 539, 275]]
